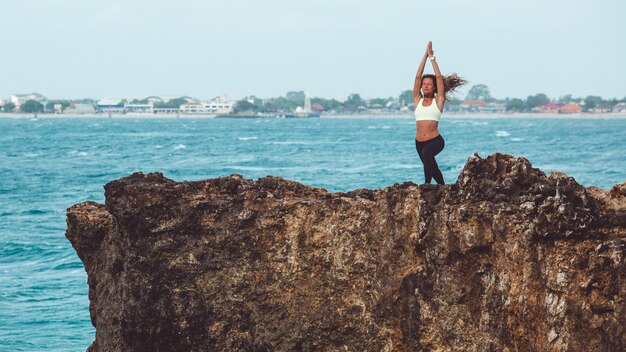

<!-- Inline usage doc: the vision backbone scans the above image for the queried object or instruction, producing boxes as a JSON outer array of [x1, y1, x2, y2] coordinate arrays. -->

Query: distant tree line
[[234, 91, 398, 113], [1, 99, 96, 113], [450, 84, 624, 112], [3, 88, 625, 113], [232, 88, 626, 114], [0, 97, 193, 113]]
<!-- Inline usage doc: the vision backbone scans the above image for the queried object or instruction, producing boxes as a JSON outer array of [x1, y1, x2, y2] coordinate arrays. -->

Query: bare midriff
[[415, 121, 440, 141]]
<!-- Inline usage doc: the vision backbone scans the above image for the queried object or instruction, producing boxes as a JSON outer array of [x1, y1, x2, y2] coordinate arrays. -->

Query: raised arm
[[428, 42, 446, 111], [412, 43, 430, 106]]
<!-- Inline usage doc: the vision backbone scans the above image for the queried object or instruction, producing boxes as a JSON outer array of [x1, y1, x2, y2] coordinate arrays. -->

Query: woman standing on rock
[[413, 41, 466, 184]]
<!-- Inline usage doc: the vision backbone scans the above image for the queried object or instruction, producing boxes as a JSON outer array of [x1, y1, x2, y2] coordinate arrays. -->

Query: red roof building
[[461, 100, 488, 107], [535, 103, 562, 113], [559, 102, 582, 114], [311, 103, 324, 111]]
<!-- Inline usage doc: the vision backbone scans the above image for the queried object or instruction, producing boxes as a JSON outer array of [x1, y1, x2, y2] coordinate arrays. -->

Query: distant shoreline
[[0, 113, 218, 119], [322, 112, 626, 119], [1, 112, 626, 119]]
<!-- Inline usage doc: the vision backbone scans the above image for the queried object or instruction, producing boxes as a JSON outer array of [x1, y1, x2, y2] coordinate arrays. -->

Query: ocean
[[1, 116, 624, 351]]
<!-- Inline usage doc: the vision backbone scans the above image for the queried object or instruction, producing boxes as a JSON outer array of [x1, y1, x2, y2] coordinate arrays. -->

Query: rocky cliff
[[66, 153, 625, 352]]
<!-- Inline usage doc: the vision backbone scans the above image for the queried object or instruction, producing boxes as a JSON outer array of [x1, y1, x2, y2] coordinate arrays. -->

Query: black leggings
[[415, 135, 445, 184]]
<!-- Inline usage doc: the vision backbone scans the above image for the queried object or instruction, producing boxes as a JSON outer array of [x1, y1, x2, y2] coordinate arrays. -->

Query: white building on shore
[[179, 102, 205, 114], [11, 93, 46, 110], [203, 101, 234, 114], [65, 103, 96, 114], [179, 97, 234, 114], [124, 102, 154, 114], [96, 98, 125, 113]]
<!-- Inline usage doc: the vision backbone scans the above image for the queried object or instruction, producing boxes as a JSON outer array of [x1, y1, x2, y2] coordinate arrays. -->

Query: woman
[[413, 41, 465, 184]]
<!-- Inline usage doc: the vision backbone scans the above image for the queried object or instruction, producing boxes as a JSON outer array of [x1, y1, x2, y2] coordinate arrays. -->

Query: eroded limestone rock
[[66, 153, 625, 351]]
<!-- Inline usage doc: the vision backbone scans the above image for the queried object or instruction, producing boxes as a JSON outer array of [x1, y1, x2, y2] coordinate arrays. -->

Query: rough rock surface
[[66, 153, 625, 352]]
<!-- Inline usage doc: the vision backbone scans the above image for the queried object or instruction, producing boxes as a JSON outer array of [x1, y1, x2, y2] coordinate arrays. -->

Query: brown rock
[[66, 153, 626, 351]]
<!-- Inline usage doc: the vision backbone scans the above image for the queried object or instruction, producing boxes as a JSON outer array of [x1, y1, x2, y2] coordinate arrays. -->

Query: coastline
[[2, 112, 626, 119], [0, 112, 217, 119], [321, 112, 626, 119]]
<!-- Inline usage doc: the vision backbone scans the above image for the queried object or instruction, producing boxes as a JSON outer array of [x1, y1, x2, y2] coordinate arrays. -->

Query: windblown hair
[[422, 73, 467, 101]]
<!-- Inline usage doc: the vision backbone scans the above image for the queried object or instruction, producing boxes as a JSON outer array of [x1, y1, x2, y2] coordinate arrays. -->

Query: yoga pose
[[413, 41, 465, 184]]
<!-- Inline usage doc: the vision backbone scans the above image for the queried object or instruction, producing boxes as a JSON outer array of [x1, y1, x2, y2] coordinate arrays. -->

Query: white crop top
[[414, 98, 442, 122]]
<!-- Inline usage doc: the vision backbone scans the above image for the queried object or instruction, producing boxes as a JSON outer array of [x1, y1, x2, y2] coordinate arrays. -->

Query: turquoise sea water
[[1, 116, 625, 351]]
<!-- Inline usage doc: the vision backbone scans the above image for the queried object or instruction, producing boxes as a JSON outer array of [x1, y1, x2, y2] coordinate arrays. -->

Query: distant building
[[460, 100, 505, 113], [179, 100, 234, 114], [96, 99, 125, 113], [612, 102, 626, 113], [65, 103, 96, 114], [483, 103, 506, 113], [592, 102, 613, 113], [179, 103, 205, 114], [124, 103, 154, 114], [460, 100, 487, 112], [559, 102, 582, 114], [535, 103, 562, 113], [154, 108, 180, 114], [311, 103, 324, 111], [11, 93, 46, 110], [204, 101, 234, 114]]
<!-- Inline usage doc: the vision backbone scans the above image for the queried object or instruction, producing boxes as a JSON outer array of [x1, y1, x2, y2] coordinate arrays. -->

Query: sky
[[1, 0, 625, 101]]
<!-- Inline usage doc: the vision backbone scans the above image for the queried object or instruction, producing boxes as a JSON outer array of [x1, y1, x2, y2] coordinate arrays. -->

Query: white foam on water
[[68, 150, 88, 156], [511, 138, 524, 141], [173, 144, 186, 150], [238, 137, 258, 141], [496, 131, 511, 137], [24, 153, 40, 158]]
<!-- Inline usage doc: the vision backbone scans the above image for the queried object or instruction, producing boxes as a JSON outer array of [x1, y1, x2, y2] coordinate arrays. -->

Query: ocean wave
[[173, 144, 186, 150], [20, 209, 51, 215], [496, 131, 511, 137], [238, 137, 258, 141]]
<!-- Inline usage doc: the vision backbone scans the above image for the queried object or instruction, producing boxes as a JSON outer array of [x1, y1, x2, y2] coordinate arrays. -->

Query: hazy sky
[[1, 0, 625, 101]]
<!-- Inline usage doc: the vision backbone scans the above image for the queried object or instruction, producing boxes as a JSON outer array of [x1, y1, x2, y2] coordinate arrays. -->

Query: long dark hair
[[422, 73, 467, 101]]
